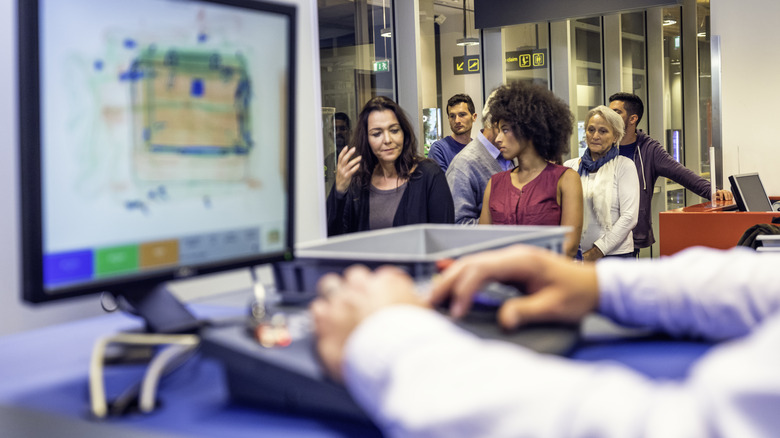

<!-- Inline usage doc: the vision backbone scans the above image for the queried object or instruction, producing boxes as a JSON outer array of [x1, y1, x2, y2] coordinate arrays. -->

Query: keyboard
[[200, 281, 579, 423]]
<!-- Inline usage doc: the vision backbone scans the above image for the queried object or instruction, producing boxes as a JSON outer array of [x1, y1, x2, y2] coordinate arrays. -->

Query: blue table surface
[[0, 304, 714, 437]]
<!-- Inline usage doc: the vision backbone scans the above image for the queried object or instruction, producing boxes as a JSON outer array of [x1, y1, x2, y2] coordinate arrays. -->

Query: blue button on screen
[[44, 250, 93, 287]]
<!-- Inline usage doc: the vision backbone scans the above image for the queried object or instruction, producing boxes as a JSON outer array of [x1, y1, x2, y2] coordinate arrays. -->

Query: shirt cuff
[[592, 240, 605, 256], [595, 258, 621, 315]]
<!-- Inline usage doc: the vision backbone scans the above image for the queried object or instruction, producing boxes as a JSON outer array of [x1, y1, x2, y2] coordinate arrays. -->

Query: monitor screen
[[729, 173, 773, 212], [18, 0, 296, 326]]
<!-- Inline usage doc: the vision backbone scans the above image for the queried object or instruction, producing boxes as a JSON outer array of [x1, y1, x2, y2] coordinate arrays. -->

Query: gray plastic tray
[[274, 224, 568, 301], [299, 223, 565, 260]]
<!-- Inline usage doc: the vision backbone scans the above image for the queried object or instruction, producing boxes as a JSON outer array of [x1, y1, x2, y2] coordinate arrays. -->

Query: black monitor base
[[116, 283, 205, 334]]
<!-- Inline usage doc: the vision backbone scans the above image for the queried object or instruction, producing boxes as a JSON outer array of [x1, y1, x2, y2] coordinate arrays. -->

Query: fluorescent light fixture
[[697, 32, 707, 38], [663, 17, 677, 26], [380, 27, 392, 38], [456, 37, 479, 46]]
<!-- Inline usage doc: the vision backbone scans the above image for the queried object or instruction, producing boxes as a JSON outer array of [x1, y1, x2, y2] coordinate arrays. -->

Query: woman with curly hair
[[327, 96, 454, 236], [563, 105, 639, 261], [479, 81, 583, 258]]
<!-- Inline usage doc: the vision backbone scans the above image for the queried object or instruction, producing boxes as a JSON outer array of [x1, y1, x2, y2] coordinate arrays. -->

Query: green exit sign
[[373, 59, 390, 72]]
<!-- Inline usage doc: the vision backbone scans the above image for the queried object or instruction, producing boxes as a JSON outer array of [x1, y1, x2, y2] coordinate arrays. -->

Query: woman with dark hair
[[327, 96, 454, 236], [563, 105, 639, 261], [479, 82, 583, 258]]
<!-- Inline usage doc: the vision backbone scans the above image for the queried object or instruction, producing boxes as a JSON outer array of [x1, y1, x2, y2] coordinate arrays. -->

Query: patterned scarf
[[577, 145, 619, 177]]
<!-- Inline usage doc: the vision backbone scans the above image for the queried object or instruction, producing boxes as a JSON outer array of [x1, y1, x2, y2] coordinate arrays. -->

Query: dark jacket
[[631, 130, 711, 248], [327, 159, 455, 236]]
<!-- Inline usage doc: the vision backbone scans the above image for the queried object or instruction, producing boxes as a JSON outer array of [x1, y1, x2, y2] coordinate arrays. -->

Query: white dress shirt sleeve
[[341, 247, 780, 438], [597, 246, 780, 340]]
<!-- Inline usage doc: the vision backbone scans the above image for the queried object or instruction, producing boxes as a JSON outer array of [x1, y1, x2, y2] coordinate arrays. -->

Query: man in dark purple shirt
[[428, 94, 477, 172], [608, 93, 732, 254]]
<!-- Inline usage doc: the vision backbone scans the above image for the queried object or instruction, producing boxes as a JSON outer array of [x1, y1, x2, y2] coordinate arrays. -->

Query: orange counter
[[659, 199, 780, 256]]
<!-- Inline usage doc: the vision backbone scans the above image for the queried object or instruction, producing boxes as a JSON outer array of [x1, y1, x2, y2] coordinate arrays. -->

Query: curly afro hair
[[488, 81, 574, 164]]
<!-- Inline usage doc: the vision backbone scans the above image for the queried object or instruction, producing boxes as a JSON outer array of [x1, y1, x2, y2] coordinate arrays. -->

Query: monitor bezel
[[18, 0, 297, 304], [728, 172, 773, 212]]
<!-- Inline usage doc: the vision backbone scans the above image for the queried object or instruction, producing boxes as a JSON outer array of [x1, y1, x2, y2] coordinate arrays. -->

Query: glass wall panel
[[573, 18, 603, 157], [318, 0, 396, 193], [503, 23, 550, 88], [318, 1, 397, 134], [662, 6, 685, 209], [620, 11, 648, 134], [697, 0, 712, 176], [426, 0, 483, 156]]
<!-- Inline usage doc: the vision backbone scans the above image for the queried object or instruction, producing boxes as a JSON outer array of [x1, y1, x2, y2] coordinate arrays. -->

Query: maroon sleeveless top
[[488, 162, 568, 225]]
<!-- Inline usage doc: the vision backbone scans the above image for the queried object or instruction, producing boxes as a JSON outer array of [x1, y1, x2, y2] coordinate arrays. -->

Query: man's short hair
[[335, 112, 351, 129], [608, 92, 644, 125], [447, 94, 475, 116]]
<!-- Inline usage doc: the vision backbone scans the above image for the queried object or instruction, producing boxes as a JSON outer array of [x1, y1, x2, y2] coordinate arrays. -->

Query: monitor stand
[[117, 283, 204, 334]]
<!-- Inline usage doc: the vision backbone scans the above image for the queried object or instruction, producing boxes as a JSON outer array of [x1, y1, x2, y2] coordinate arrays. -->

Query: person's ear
[[629, 114, 639, 126]]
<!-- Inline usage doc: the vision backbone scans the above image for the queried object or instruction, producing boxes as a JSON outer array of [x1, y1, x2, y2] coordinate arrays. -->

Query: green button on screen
[[95, 245, 139, 276]]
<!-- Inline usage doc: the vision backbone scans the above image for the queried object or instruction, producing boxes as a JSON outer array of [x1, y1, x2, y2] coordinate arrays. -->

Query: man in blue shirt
[[445, 90, 514, 224], [428, 94, 477, 172]]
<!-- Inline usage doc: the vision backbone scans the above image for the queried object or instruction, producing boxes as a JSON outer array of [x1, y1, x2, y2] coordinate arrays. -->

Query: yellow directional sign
[[519, 54, 531, 68], [453, 55, 480, 75], [505, 49, 548, 71]]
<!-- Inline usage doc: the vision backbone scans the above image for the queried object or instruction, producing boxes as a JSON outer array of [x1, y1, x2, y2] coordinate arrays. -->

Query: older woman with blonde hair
[[564, 105, 639, 261]]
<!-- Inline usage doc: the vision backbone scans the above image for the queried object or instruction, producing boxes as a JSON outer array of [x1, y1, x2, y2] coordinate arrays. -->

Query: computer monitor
[[729, 173, 773, 212], [18, 0, 296, 332]]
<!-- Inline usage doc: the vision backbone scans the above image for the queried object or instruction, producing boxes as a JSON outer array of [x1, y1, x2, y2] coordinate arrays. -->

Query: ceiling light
[[456, 37, 479, 46], [663, 16, 677, 26], [697, 32, 706, 38], [457, 0, 478, 47], [380, 0, 390, 38]]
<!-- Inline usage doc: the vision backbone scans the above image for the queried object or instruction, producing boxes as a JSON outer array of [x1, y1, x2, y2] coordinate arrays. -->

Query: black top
[[618, 141, 637, 160], [327, 159, 455, 236]]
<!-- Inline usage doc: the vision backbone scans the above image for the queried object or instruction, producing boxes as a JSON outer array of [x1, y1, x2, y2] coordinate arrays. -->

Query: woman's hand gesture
[[335, 146, 361, 194]]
